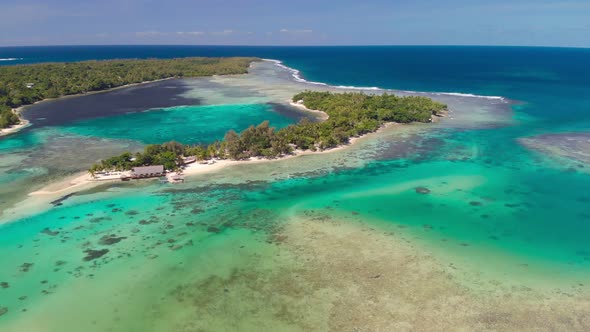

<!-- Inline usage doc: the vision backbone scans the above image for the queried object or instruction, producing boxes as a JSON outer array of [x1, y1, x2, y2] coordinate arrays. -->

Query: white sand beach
[[0, 113, 30, 137], [289, 100, 329, 120]]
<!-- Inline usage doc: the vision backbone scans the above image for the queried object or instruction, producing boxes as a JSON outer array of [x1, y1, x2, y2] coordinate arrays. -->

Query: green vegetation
[[0, 109, 19, 129], [0, 57, 258, 129], [90, 91, 447, 173], [88, 141, 188, 176], [283, 91, 446, 150]]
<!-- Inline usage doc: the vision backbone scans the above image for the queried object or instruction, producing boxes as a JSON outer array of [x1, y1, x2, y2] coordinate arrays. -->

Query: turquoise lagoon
[[62, 103, 296, 145], [0, 101, 299, 212]]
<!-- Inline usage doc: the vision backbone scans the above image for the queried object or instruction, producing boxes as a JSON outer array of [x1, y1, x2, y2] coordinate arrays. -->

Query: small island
[[88, 91, 447, 178], [0, 57, 258, 132]]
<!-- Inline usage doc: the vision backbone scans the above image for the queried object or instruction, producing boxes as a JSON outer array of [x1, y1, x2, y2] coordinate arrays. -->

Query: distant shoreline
[[0, 77, 177, 138], [0, 57, 259, 138]]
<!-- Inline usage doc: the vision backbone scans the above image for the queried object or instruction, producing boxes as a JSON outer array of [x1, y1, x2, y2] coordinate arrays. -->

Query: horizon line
[[0, 44, 589, 50]]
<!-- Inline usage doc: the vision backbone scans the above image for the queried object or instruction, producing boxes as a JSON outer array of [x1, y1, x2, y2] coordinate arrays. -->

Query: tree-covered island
[[0, 57, 258, 129], [89, 91, 447, 175]]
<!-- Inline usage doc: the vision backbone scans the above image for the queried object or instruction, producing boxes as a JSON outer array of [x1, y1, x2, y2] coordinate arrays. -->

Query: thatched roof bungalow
[[131, 165, 165, 178]]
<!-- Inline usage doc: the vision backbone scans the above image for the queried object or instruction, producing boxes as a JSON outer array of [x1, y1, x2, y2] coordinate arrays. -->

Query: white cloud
[[135, 31, 168, 37], [279, 28, 313, 33], [208, 29, 254, 36], [176, 31, 205, 36], [136, 30, 248, 39], [211, 29, 235, 35]]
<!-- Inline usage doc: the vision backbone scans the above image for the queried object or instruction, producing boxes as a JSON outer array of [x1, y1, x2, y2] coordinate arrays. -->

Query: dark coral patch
[[83, 249, 109, 261], [99, 235, 127, 246], [20, 263, 33, 272], [41, 228, 60, 236], [207, 226, 221, 233], [190, 208, 204, 214], [415, 187, 431, 194]]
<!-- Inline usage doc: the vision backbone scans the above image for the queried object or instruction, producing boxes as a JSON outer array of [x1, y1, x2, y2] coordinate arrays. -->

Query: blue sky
[[0, 0, 589, 47]]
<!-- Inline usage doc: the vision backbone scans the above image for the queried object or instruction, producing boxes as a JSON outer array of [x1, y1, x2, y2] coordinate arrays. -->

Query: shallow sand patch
[[268, 213, 590, 331], [519, 132, 590, 172]]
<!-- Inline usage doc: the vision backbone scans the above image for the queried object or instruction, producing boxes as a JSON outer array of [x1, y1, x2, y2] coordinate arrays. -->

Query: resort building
[[182, 156, 197, 165], [131, 165, 165, 178]]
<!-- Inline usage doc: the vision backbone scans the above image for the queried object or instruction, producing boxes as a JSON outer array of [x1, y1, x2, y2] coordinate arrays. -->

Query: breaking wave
[[264, 59, 506, 101]]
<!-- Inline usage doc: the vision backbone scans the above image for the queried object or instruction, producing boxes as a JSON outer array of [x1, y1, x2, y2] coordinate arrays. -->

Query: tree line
[[90, 91, 447, 173], [0, 57, 258, 129]]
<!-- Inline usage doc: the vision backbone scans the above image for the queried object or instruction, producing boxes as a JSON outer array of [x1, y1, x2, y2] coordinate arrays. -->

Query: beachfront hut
[[182, 156, 197, 165], [131, 165, 165, 178]]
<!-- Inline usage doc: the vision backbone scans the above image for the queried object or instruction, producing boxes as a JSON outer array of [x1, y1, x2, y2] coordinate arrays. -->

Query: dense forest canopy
[[0, 57, 258, 129], [91, 91, 447, 173]]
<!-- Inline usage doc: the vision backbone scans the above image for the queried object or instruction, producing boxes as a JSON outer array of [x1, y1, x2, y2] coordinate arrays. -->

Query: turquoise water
[[62, 103, 295, 145], [0, 131, 44, 152], [0, 102, 297, 213], [0, 46, 589, 329], [2, 124, 589, 329]]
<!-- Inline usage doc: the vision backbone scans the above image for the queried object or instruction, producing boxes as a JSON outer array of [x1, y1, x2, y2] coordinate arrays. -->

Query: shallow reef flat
[[520, 132, 590, 172], [272, 214, 590, 331], [2, 192, 589, 331]]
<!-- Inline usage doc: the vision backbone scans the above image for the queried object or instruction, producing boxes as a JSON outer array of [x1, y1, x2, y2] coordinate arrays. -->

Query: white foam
[[263, 59, 507, 102], [402, 90, 505, 101], [262, 58, 329, 87], [335, 85, 381, 91], [432, 92, 505, 101], [0, 58, 22, 61]]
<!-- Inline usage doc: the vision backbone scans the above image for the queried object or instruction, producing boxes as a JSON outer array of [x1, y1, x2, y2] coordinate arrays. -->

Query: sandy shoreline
[[289, 100, 329, 121], [0, 117, 30, 137]]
